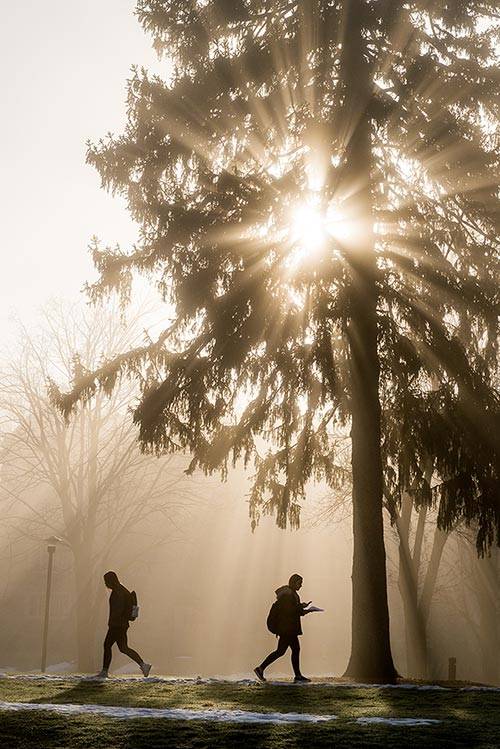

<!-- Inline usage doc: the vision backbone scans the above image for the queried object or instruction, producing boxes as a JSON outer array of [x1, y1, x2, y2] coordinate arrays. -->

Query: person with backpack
[[254, 573, 311, 683], [95, 571, 151, 679]]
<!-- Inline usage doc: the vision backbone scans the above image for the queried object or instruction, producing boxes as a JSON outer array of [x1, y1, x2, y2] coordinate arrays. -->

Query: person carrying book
[[254, 573, 312, 683]]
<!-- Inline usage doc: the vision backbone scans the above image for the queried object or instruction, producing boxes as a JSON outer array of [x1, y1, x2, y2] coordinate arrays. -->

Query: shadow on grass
[[20, 678, 500, 723], [0, 674, 493, 749], [0, 709, 495, 749], [26, 679, 188, 710], [26, 679, 332, 712]]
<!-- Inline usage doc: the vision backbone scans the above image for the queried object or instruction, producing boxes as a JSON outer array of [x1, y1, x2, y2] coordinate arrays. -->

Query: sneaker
[[94, 670, 108, 680], [254, 666, 266, 683], [294, 675, 311, 683], [140, 662, 152, 678]]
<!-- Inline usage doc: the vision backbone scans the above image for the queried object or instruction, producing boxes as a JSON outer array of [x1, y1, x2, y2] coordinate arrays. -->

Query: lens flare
[[290, 201, 327, 254], [287, 197, 353, 268]]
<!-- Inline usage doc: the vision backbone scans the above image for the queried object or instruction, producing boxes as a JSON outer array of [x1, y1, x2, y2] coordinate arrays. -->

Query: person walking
[[254, 573, 311, 683], [96, 571, 151, 679]]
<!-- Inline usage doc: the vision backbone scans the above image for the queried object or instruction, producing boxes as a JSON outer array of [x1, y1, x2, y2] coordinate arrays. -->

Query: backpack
[[126, 590, 139, 622], [266, 600, 282, 635]]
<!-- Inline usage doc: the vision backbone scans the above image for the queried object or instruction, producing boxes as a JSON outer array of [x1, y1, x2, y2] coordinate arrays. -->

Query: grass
[[0, 676, 498, 748]]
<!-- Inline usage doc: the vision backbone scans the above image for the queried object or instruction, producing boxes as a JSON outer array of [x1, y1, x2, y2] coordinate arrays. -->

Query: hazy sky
[[0, 1, 164, 337]]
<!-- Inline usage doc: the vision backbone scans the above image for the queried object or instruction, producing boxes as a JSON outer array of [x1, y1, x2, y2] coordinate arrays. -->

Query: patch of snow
[[313, 682, 449, 691], [363, 684, 448, 691], [0, 701, 337, 724], [357, 717, 442, 726]]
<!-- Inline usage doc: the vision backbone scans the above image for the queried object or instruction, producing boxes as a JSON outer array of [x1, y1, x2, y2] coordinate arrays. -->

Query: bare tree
[[0, 300, 199, 670], [391, 494, 451, 679], [451, 536, 500, 685]]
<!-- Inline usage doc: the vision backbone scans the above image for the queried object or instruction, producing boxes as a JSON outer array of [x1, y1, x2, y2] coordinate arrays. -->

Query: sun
[[287, 196, 353, 267], [290, 201, 327, 255]]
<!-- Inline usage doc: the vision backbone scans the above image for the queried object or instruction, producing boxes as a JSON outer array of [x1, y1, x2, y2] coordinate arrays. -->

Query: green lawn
[[0, 676, 498, 748]]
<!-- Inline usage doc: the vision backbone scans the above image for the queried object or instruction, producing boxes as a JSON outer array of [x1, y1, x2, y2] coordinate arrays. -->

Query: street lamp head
[[46, 535, 66, 544], [46, 535, 65, 552]]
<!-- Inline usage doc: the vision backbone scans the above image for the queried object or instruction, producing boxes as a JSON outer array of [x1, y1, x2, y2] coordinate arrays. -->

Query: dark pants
[[103, 626, 143, 671], [259, 635, 301, 677]]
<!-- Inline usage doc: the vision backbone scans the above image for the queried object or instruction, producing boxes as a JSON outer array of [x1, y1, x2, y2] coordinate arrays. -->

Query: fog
[[0, 0, 159, 338], [0, 466, 353, 677], [0, 299, 355, 676], [0, 0, 497, 689], [0, 301, 497, 683], [1, 457, 497, 683]]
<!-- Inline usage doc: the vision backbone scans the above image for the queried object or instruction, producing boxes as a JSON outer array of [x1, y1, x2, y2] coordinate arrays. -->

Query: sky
[[0, 0, 164, 338]]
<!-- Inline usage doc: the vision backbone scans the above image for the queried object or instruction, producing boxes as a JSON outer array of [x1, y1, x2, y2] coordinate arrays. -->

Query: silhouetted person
[[96, 571, 151, 679], [254, 573, 311, 683]]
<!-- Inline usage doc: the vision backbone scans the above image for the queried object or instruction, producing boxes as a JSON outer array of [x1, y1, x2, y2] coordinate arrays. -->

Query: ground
[[0, 675, 498, 748]]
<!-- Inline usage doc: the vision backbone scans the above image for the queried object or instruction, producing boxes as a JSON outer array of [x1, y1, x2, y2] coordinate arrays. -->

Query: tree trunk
[[420, 526, 448, 625], [402, 587, 428, 678], [396, 508, 448, 679], [344, 263, 396, 680], [341, 0, 396, 681], [396, 501, 428, 677], [476, 551, 500, 686]]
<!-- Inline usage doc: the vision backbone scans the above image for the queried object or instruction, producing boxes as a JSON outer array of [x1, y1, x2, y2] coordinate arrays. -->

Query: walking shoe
[[254, 666, 266, 683], [140, 662, 152, 677], [94, 670, 108, 680], [294, 675, 311, 683]]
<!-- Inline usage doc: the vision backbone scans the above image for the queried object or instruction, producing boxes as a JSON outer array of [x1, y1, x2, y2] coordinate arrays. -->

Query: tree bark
[[420, 526, 448, 625], [341, 0, 397, 681], [395, 494, 449, 679], [396, 499, 428, 677], [402, 587, 428, 678], [474, 551, 500, 686]]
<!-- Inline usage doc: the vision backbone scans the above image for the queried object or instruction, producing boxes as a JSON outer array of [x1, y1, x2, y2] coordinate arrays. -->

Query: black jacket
[[274, 585, 306, 636], [108, 584, 130, 629]]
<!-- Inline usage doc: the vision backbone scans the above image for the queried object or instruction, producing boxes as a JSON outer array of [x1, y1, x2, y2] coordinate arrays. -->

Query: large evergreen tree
[[59, 0, 499, 679]]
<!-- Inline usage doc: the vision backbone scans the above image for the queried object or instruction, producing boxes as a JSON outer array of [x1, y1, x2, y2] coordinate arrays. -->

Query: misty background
[[0, 1, 497, 684], [0, 298, 496, 682]]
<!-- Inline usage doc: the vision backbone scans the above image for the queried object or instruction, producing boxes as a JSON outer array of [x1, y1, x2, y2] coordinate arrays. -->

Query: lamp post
[[40, 536, 64, 673]]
